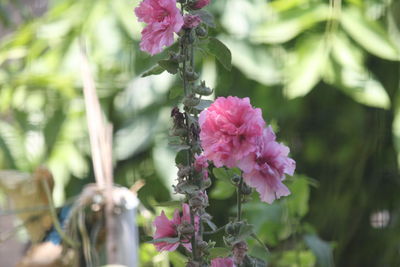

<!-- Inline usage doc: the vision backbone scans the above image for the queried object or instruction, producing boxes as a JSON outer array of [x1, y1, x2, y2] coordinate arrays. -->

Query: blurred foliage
[[0, 0, 399, 266]]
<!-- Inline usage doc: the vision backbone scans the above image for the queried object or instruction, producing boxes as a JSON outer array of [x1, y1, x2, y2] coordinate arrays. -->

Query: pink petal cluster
[[240, 127, 295, 203], [153, 203, 196, 251], [135, 0, 184, 55], [211, 258, 236, 267], [190, 0, 211, 10], [199, 96, 296, 204], [199, 97, 265, 168]]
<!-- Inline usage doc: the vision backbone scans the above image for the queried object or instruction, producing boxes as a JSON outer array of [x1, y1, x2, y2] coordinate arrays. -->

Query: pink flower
[[183, 14, 202, 29], [135, 0, 184, 55], [239, 126, 296, 204], [190, 0, 211, 10], [211, 258, 236, 267], [153, 203, 196, 251], [194, 154, 209, 180], [199, 97, 265, 168]]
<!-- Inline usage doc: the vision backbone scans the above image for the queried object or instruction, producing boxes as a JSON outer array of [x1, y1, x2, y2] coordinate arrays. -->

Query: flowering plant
[[135, 0, 295, 265]]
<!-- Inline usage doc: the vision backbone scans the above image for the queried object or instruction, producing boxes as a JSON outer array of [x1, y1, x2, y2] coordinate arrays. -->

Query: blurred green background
[[0, 0, 399, 266]]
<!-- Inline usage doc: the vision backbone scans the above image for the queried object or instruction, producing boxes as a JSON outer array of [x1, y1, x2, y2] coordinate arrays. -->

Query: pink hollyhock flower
[[183, 14, 202, 29], [211, 258, 236, 267], [135, 0, 184, 55], [199, 96, 265, 168], [190, 0, 211, 10], [194, 154, 209, 180], [239, 126, 296, 204], [153, 203, 197, 251]]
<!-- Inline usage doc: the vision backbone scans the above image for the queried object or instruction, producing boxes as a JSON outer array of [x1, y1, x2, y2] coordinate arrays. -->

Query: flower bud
[[240, 183, 252, 195], [194, 81, 213, 96], [195, 26, 207, 37], [186, 70, 199, 81], [169, 52, 184, 63], [231, 174, 241, 184], [177, 221, 195, 235], [189, 196, 203, 209], [183, 14, 202, 29]]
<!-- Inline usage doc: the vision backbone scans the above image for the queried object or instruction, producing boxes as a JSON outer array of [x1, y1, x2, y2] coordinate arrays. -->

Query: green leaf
[[175, 150, 189, 166], [169, 87, 183, 99], [210, 180, 235, 199], [285, 176, 310, 218], [304, 234, 334, 267], [141, 64, 165, 77], [212, 168, 231, 183], [325, 42, 391, 109], [158, 59, 179, 74], [236, 223, 254, 242], [284, 35, 327, 99], [207, 37, 232, 71], [341, 7, 400, 61], [209, 247, 231, 259]]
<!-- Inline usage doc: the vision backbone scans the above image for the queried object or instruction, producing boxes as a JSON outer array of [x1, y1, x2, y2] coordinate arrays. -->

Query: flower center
[[156, 9, 169, 21]]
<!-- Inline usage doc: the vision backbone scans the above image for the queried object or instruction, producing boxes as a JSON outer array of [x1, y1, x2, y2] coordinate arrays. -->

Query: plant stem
[[237, 176, 243, 221]]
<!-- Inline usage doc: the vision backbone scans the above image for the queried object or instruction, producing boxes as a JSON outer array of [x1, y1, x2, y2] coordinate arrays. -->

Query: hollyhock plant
[[199, 96, 265, 168], [153, 203, 197, 251], [211, 257, 236, 267], [239, 126, 296, 204], [135, 0, 184, 55]]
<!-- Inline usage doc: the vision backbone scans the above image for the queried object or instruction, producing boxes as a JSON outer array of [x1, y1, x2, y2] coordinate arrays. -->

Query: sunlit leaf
[[341, 7, 400, 61], [284, 35, 327, 99], [251, 4, 330, 44], [207, 37, 232, 71]]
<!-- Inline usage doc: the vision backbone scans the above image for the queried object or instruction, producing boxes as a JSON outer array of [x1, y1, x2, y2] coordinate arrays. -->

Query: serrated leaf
[[207, 37, 232, 71], [193, 10, 216, 28], [158, 59, 179, 74], [341, 7, 400, 61], [148, 237, 180, 244], [141, 64, 165, 77], [209, 247, 231, 259]]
